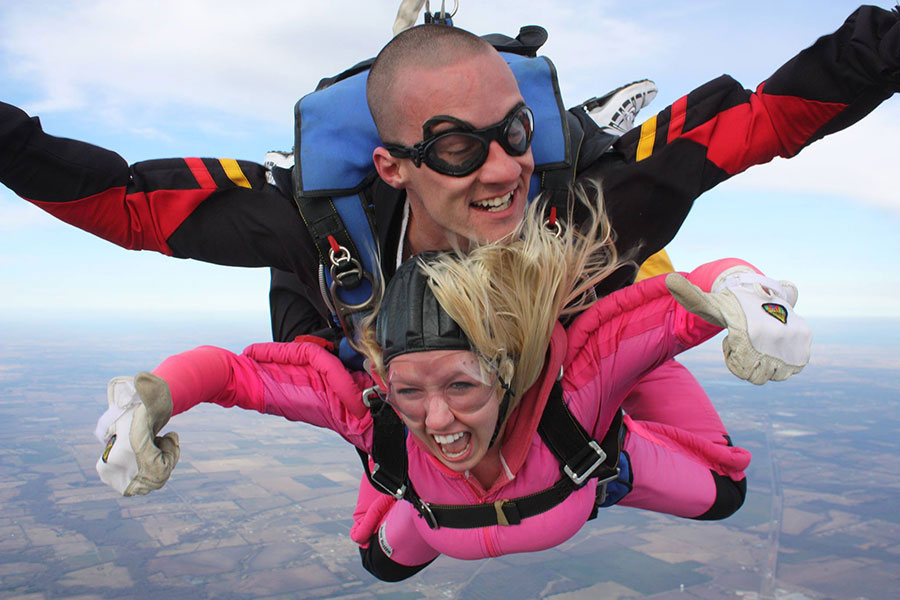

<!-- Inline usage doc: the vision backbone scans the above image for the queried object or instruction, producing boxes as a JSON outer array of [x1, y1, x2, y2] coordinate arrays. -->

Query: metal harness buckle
[[369, 463, 407, 501], [361, 386, 383, 408], [594, 467, 622, 506], [563, 440, 607, 486], [329, 263, 379, 312], [412, 497, 439, 530]]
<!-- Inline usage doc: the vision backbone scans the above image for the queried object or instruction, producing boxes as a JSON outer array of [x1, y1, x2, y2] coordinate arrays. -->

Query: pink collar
[[497, 322, 568, 476]]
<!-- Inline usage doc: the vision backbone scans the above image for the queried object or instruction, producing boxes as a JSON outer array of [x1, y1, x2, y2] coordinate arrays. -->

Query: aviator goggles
[[383, 103, 534, 177], [385, 354, 500, 422]]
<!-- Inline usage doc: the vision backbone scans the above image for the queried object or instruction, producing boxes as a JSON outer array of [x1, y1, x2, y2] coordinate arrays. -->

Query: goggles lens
[[385, 103, 534, 177], [386, 354, 498, 422]]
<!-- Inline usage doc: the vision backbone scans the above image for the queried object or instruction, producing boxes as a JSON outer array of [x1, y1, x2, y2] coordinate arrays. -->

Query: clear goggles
[[383, 103, 534, 177], [385, 353, 500, 422]]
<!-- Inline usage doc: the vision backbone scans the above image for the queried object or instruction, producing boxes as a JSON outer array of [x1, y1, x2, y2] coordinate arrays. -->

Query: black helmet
[[376, 252, 471, 364]]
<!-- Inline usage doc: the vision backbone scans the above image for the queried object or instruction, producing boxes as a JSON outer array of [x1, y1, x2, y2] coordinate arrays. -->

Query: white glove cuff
[[713, 269, 797, 306], [95, 376, 142, 495], [94, 376, 142, 442]]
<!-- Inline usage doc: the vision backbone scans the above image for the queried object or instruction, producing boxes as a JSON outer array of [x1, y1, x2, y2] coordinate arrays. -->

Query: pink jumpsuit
[[153, 259, 754, 569]]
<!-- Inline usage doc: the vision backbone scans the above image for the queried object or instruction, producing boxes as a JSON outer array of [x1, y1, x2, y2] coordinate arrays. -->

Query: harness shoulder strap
[[358, 388, 408, 499], [357, 388, 441, 528], [360, 378, 624, 530], [537, 380, 621, 487], [292, 47, 571, 366]]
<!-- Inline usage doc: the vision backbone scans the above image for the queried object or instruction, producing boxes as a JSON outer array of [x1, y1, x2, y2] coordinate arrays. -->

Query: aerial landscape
[[0, 316, 897, 599]]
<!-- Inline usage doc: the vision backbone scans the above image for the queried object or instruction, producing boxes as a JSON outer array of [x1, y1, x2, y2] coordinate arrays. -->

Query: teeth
[[443, 444, 470, 459], [433, 432, 466, 445], [472, 192, 512, 212], [433, 431, 470, 459]]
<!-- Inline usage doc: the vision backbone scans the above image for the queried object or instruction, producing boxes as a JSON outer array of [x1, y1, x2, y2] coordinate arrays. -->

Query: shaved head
[[367, 24, 498, 140], [367, 25, 531, 254]]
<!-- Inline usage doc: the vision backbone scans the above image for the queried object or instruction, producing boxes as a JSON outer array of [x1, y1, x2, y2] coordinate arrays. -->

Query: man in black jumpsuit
[[3, 5, 897, 335]]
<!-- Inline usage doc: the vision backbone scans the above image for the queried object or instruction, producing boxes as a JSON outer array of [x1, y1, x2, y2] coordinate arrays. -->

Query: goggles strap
[[488, 378, 512, 448]]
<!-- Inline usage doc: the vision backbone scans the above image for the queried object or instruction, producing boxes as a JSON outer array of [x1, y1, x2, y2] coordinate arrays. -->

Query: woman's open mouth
[[433, 431, 472, 460]]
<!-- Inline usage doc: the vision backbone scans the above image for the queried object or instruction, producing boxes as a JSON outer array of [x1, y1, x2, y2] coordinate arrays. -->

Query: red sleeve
[[618, 5, 899, 178], [24, 158, 224, 255], [3, 101, 325, 278], [0, 101, 301, 260], [596, 5, 900, 271]]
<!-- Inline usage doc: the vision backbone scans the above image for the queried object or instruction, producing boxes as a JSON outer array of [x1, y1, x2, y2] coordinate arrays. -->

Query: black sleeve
[[358, 537, 435, 582], [1, 101, 128, 201], [269, 267, 333, 342], [590, 5, 900, 278], [1, 100, 331, 325]]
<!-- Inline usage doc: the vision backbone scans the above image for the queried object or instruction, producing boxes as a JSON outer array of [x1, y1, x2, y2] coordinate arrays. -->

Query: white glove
[[95, 372, 180, 496], [666, 268, 812, 385]]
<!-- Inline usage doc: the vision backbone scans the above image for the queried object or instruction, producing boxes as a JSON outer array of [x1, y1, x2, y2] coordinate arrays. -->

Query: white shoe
[[582, 79, 658, 135], [263, 151, 294, 186]]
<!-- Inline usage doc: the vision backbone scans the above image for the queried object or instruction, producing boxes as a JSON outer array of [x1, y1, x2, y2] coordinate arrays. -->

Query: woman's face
[[386, 350, 500, 473]]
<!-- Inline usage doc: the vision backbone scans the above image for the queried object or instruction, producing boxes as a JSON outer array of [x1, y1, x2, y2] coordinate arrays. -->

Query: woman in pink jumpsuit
[[107, 198, 807, 581]]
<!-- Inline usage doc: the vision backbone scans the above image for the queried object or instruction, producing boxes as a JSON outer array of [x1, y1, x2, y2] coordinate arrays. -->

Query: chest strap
[[359, 378, 623, 529]]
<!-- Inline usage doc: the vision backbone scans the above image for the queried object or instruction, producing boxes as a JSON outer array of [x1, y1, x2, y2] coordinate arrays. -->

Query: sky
[[1, 0, 898, 338]]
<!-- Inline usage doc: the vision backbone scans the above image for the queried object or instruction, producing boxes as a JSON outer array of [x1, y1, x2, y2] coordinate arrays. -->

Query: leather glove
[[94, 372, 180, 496], [666, 268, 812, 385]]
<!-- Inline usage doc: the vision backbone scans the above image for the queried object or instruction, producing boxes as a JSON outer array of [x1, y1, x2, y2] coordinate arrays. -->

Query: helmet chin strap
[[488, 378, 512, 448]]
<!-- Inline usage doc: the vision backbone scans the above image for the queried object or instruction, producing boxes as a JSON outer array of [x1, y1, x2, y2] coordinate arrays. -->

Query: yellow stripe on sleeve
[[219, 158, 252, 189], [635, 115, 658, 162]]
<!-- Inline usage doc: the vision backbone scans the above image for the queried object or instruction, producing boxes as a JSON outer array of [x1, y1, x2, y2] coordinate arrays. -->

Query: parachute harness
[[359, 367, 626, 530], [424, 0, 458, 25]]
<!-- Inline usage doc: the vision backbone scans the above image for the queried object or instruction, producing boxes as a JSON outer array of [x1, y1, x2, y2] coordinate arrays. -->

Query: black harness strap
[[358, 377, 624, 530], [537, 380, 622, 488], [295, 194, 367, 291], [359, 387, 409, 500], [357, 387, 442, 528], [540, 112, 583, 223], [424, 475, 575, 528]]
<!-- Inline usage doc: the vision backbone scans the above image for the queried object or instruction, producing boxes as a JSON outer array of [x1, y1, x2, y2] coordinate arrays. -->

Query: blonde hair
[[357, 179, 624, 421]]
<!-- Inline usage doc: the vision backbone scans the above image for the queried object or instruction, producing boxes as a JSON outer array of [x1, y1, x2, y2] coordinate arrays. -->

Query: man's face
[[384, 50, 535, 252]]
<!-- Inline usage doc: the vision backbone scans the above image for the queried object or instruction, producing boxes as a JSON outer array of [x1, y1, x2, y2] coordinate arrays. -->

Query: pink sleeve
[[152, 341, 373, 449], [668, 257, 760, 349], [153, 345, 263, 415], [564, 257, 760, 434], [682, 257, 760, 292]]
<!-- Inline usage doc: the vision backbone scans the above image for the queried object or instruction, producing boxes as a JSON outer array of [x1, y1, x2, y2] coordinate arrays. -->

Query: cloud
[[1, 0, 397, 124], [1, 0, 666, 128], [4, 1, 893, 205]]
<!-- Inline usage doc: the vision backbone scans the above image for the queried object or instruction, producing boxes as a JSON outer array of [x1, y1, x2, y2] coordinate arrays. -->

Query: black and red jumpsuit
[[1, 5, 898, 339]]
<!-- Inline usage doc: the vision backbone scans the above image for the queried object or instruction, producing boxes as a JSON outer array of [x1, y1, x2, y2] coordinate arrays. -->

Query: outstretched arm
[[595, 5, 900, 269], [0, 102, 327, 318], [566, 258, 809, 409], [95, 341, 374, 495]]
